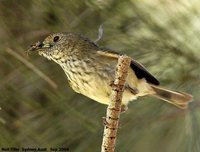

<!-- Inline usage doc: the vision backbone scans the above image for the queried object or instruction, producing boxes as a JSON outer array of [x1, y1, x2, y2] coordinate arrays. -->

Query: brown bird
[[28, 32, 192, 111]]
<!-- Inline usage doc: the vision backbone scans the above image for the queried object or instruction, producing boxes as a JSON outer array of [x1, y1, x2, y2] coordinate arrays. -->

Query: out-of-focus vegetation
[[0, 0, 200, 151]]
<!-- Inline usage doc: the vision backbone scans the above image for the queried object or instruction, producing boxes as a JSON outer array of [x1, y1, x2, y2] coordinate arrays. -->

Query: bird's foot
[[102, 117, 109, 126], [109, 80, 116, 87], [121, 105, 128, 113]]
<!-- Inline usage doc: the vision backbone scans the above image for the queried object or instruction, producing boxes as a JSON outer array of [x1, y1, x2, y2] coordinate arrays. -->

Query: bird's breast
[[59, 58, 115, 104]]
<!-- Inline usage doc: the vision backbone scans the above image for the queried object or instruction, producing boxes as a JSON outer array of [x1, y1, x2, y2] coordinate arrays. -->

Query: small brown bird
[[28, 32, 192, 111]]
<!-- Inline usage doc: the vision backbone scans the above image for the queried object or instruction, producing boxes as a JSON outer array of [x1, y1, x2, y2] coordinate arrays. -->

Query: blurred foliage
[[0, 0, 200, 152]]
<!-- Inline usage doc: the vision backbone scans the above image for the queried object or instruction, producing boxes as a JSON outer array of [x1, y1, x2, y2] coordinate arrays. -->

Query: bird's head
[[27, 32, 98, 62], [28, 33, 71, 61]]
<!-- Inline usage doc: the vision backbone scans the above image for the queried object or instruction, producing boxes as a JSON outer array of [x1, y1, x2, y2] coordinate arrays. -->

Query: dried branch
[[101, 55, 131, 152], [6, 48, 57, 89]]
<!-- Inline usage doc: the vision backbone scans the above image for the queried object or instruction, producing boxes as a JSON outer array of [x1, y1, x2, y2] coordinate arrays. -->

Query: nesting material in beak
[[26, 41, 51, 56], [27, 41, 43, 53]]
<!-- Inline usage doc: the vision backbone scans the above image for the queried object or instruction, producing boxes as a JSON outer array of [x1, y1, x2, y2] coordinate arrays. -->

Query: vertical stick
[[101, 55, 131, 152]]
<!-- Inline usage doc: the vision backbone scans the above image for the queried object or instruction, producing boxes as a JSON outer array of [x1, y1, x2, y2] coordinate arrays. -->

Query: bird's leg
[[110, 81, 138, 95], [126, 84, 139, 95], [109, 82, 135, 113]]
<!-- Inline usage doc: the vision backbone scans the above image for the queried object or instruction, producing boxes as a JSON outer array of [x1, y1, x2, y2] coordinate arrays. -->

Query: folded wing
[[97, 49, 160, 86]]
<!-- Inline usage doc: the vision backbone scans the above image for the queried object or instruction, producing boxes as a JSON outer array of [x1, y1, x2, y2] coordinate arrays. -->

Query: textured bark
[[101, 55, 131, 152]]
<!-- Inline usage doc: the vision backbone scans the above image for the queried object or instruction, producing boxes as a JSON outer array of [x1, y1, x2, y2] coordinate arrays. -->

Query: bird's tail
[[150, 85, 193, 109]]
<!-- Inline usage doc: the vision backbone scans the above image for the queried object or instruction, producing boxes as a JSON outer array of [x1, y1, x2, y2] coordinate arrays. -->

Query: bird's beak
[[27, 41, 51, 52], [42, 43, 52, 48]]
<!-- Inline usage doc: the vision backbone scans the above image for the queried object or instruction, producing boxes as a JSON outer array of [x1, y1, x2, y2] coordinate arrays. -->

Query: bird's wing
[[97, 50, 160, 85], [130, 59, 160, 85]]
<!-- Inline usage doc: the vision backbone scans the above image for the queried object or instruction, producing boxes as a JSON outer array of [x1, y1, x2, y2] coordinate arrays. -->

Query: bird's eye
[[53, 36, 60, 42]]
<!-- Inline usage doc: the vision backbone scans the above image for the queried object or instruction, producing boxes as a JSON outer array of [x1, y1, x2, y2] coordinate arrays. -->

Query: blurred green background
[[0, 0, 200, 151]]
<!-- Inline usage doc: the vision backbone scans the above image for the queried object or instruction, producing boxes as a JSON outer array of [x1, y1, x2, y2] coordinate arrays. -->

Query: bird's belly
[[78, 76, 112, 105], [82, 86, 138, 105], [66, 67, 148, 106], [72, 75, 138, 106]]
